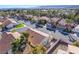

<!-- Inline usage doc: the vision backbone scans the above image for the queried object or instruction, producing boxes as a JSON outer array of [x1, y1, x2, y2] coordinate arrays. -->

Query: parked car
[[35, 23, 44, 28]]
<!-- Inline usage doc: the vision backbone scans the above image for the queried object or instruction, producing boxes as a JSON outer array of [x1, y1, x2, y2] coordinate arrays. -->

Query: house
[[58, 19, 67, 28], [23, 28, 49, 54], [0, 17, 17, 29], [45, 37, 79, 54], [34, 16, 49, 28], [25, 15, 33, 19], [57, 45, 79, 54], [26, 29, 48, 46], [33, 16, 48, 22], [33, 16, 39, 21], [72, 25, 79, 33], [69, 33, 79, 41], [0, 32, 21, 54], [3, 18, 17, 29], [51, 17, 60, 23], [39, 16, 50, 22], [46, 39, 68, 54]]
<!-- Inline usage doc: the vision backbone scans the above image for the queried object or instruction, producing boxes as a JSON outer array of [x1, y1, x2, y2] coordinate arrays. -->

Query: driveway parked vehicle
[[35, 23, 44, 28]]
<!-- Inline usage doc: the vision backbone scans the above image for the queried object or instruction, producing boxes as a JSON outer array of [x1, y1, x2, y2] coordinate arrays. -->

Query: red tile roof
[[0, 17, 16, 27], [27, 29, 46, 46], [0, 32, 20, 54]]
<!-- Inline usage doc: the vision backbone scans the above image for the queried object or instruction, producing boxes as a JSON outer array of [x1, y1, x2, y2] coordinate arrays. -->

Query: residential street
[[24, 21, 72, 44]]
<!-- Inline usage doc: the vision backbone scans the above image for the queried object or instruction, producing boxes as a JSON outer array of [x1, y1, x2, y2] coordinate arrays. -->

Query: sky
[[0, 0, 78, 8], [0, 5, 38, 9], [0, 0, 78, 5]]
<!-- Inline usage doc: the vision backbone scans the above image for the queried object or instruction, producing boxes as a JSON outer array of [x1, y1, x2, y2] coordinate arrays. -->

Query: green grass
[[10, 23, 26, 32], [15, 23, 26, 28]]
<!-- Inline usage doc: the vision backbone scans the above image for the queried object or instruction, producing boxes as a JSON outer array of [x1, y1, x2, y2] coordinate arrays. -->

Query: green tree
[[38, 19, 47, 25], [11, 38, 21, 54], [22, 32, 29, 39], [65, 19, 73, 33], [66, 19, 73, 24], [73, 40, 79, 47], [31, 44, 46, 54], [11, 32, 29, 54], [74, 15, 79, 24]]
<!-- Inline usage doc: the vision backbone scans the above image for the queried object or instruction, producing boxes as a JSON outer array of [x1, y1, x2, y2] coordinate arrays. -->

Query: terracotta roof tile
[[0, 32, 20, 54], [27, 29, 46, 46], [0, 17, 16, 27]]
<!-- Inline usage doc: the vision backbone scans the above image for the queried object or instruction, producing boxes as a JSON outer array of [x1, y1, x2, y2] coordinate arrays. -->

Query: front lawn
[[15, 23, 26, 28], [10, 23, 26, 32]]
